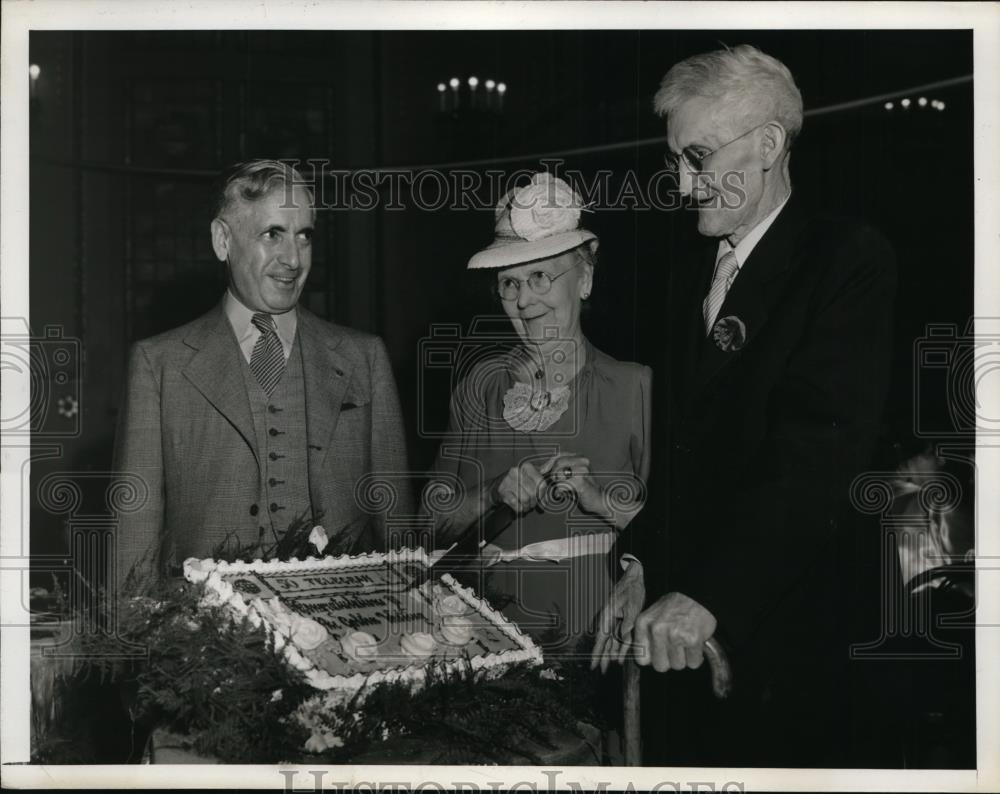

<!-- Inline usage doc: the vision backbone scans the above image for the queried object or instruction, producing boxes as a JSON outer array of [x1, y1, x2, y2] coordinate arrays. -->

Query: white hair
[[653, 44, 804, 147]]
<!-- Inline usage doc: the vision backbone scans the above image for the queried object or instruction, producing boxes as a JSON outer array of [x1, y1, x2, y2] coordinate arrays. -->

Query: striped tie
[[250, 312, 285, 396], [703, 250, 740, 334]]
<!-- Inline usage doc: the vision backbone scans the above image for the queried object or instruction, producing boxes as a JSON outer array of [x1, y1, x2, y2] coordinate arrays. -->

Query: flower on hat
[[509, 172, 585, 242], [712, 315, 747, 352]]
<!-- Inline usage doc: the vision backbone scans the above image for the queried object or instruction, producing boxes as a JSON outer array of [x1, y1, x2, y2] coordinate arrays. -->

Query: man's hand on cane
[[633, 592, 717, 672]]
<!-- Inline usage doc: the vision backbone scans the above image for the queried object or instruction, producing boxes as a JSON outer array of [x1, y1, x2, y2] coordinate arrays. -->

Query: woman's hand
[[541, 453, 606, 516], [494, 460, 548, 514], [591, 560, 645, 672]]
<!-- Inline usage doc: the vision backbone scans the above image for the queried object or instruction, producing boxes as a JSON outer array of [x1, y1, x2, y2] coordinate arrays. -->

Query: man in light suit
[[113, 160, 411, 583], [594, 46, 896, 765]]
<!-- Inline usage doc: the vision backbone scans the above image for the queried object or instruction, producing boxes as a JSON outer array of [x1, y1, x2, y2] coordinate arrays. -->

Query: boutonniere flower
[[712, 315, 747, 352]]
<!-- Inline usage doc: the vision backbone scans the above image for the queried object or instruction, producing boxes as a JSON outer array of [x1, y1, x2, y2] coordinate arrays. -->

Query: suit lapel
[[671, 244, 716, 413], [693, 197, 810, 394], [182, 302, 260, 464], [296, 306, 353, 473]]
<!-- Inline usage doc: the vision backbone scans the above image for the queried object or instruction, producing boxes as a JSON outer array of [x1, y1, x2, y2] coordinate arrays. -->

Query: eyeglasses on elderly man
[[663, 119, 776, 175]]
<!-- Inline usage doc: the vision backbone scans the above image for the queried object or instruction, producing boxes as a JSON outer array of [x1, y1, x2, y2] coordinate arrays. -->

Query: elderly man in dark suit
[[113, 160, 411, 583], [594, 45, 896, 766]]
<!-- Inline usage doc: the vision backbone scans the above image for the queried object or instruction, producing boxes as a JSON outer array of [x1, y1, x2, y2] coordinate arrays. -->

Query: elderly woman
[[425, 172, 651, 655]]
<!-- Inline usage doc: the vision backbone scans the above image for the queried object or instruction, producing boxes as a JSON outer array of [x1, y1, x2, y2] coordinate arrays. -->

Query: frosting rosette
[[434, 593, 471, 617], [400, 631, 436, 658], [509, 172, 584, 241], [290, 616, 329, 651], [341, 630, 379, 660], [439, 614, 474, 646]]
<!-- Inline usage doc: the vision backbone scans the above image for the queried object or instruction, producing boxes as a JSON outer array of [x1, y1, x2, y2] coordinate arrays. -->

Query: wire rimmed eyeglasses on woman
[[496, 267, 576, 302]]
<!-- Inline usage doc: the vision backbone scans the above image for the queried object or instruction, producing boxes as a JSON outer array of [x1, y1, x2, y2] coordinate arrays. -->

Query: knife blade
[[427, 501, 517, 571]]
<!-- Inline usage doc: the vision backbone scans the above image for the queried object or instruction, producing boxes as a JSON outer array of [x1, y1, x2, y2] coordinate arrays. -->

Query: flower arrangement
[[32, 576, 317, 763]]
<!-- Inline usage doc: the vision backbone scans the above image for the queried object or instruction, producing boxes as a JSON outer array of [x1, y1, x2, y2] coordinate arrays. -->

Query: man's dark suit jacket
[[622, 196, 897, 764]]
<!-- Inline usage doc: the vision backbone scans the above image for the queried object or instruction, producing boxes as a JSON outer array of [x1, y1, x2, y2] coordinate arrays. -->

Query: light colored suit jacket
[[112, 301, 412, 581]]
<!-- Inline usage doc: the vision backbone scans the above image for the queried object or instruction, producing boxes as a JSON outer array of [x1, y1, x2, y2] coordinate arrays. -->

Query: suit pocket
[[334, 401, 372, 435]]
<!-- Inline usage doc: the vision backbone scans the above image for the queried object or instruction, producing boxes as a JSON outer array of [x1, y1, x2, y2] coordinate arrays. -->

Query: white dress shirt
[[712, 190, 792, 288], [224, 290, 297, 363]]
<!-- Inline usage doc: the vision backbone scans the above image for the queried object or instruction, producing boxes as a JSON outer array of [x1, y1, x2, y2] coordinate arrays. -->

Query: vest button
[[270, 502, 279, 513], [269, 428, 279, 437], [249, 504, 259, 516], [269, 452, 278, 461], [269, 478, 278, 487], [268, 404, 278, 413]]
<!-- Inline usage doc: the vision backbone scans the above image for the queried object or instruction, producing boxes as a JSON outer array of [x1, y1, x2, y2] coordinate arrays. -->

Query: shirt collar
[[716, 190, 792, 269], [224, 289, 297, 358]]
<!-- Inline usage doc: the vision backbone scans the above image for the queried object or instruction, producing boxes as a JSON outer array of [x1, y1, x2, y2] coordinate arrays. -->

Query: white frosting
[[400, 632, 436, 658], [291, 618, 329, 651], [182, 548, 543, 698], [439, 615, 474, 646], [341, 630, 378, 660], [434, 593, 471, 617]]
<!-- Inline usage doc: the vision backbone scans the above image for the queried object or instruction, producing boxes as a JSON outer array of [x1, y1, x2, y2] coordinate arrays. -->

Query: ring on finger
[[561, 466, 573, 479]]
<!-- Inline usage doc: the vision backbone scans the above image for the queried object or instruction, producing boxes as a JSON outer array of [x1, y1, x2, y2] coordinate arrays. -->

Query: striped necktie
[[249, 312, 285, 396], [703, 250, 740, 334]]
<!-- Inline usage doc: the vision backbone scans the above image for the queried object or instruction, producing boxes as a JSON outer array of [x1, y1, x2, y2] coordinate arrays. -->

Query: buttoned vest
[[238, 336, 313, 533]]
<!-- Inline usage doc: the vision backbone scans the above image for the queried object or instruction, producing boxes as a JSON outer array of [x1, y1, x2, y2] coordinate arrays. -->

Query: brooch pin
[[502, 381, 571, 432], [712, 315, 747, 352]]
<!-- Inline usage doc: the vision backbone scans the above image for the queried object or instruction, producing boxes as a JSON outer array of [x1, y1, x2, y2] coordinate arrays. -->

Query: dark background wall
[[28, 30, 973, 562]]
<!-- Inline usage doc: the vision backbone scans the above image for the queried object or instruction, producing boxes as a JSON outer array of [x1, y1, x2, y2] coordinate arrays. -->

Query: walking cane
[[622, 636, 733, 766]]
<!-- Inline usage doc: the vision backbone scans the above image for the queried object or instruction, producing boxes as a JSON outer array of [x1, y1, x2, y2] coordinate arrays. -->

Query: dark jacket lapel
[[671, 243, 716, 413], [693, 197, 810, 394], [181, 301, 259, 464]]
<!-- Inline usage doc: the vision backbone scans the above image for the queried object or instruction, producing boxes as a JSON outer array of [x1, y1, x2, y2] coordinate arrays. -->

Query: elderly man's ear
[[211, 218, 231, 264], [759, 121, 788, 170]]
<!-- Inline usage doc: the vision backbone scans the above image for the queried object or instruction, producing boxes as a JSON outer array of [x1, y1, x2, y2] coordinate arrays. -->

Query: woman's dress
[[430, 338, 651, 656]]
